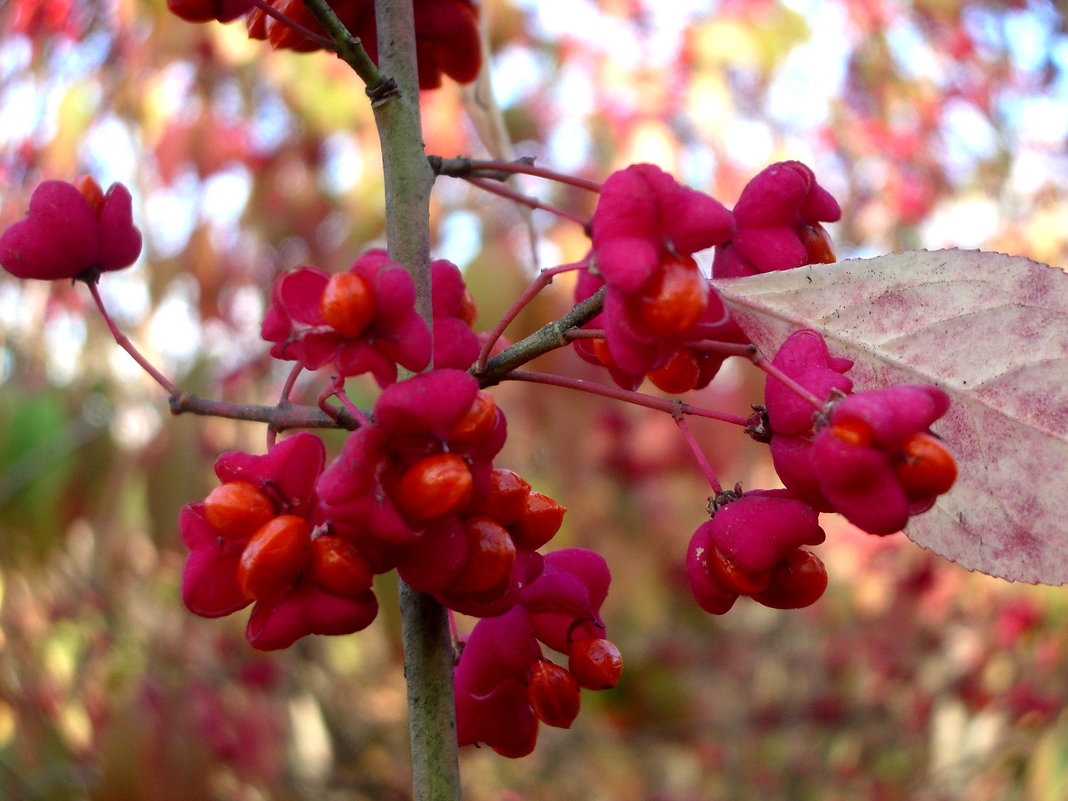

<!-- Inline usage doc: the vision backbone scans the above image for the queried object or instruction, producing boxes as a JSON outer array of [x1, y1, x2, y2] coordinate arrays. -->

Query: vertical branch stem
[[398, 581, 461, 801], [370, 2, 460, 800], [373, 0, 435, 321]]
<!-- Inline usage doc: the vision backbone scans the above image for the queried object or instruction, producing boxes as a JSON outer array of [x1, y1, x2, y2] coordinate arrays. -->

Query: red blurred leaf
[[713, 249, 1068, 585]]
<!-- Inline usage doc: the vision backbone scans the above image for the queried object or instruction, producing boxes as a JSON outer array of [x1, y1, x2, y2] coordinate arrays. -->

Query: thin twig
[[86, 280, 179, 397], [476, 286, 606, 383], [169, 392, 362, 431], [500, 370, 750, 426], [300, 0, 394, 100], [750, 351, 826, 409], [464, 175, 589, 227], [475, 262, 587, 372], [675, 415, 723, 493], [430, 155, 603, 193]]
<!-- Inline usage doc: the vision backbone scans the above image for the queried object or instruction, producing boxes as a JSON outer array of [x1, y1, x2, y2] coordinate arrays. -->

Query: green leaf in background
[[0, 391, 102, 564]]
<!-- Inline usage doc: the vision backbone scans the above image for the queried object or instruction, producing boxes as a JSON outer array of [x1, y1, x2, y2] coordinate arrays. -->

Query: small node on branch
[[670, 399, 685, 422], [366, 76, 400, 108], [430, 155, 535, 182], [429, 155, 601, 190], [744, 405, 772, 444], [428, 155, 471, 177]]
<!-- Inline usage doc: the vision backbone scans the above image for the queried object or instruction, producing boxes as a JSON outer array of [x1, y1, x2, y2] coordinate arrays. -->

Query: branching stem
[[430, 155, 603, 193], [477, 286, 606, 382], [500, 370, 750, 426], [301, 0, 393, 99], [333, 384, 373, 428], [476, 262, 587, 372], [268, 363, 307, 447], [169, 392, 362, 430]]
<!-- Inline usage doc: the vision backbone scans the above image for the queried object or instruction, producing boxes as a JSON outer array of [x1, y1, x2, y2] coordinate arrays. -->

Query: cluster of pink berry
[[0, 0, 968, 768], [179, 369, 572, 647], [181, 432, 380, 649], [765, 330, 956, 536], [0, 169, 627, 754], [554, 161, 956, 618], [182, 262, 628, 751], [685, 329, 956, 616], [0, 148, 957, 756], [573, 160, 840, 392], [455, 550, 623, 757], [184, 266, 590, 634], [166, 0, 481, 89], [260, 250, 479, 385]]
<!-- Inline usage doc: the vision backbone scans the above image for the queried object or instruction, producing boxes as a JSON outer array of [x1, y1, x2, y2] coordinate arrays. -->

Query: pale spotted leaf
[[712, 249, 1068, 584]]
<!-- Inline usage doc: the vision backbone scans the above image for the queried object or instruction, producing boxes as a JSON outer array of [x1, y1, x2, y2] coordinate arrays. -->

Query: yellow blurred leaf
[[690, 6, 811, 73]]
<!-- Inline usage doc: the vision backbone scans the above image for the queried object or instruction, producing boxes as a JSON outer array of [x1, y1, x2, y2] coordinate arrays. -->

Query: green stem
[[476, 286, 606, 382], [368, 2, 460, 800], [301, 0, 391, 94], [474, 262, 587, 372], [398, 580, 461, 801], [372, 0, 435, 321]]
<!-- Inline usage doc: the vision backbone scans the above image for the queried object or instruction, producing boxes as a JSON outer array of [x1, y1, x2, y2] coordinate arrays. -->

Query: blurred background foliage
[[1, 0, 1068, 799]]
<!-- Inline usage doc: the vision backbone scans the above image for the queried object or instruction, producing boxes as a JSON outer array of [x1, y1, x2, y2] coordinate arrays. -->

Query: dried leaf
[[712, 249, 1068, 584]]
